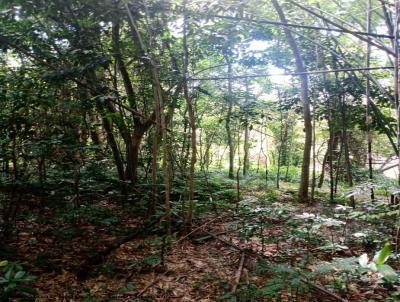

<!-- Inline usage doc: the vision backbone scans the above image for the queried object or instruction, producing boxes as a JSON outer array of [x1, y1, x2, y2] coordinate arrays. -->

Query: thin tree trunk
[[236, 129, 241, 209], [311, 106, 316, 202], [257, 127, 263, 174], [272, 0, 312, 202], [181, 109, 189, 169], [150, 128, 159, 215], [183, 3, 197, 228], [225, 53, 235, 179], [126, 5, 171, 234], [112, 6, 155, 186], [264, 124, 269, 186], [285, 153, 291, 181], [318, 145, 328, 188], [86, 112, 102, 146], [395, 2, 400, 186], [102, 116, 125, 182], [341, 97, 355, 208], [334, 138, 343, 196], [366, 0, 375, 201], [243, 118, 250, 176], [243, 80, 250, 176], [276, 111, 284, 189]]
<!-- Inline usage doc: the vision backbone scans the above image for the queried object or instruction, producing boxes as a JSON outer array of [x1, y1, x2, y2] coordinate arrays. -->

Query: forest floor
[[4, 177, 399, 302]]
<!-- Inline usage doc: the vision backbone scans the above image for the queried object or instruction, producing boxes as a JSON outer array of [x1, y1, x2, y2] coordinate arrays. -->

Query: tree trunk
[[341, 98, 355, 208], [87, 112, 102, 146], [243, 119, 250, 176], [125, 5, 172, 234], [276, 111, 283, 189], [101, 116, 125, 182], [125, 125, 150, 185], [318, 145, 328, 188], [311, 107, 316, 202], [112, 5, 155, 186], [264, 125, 269, 186], [183, 3, 197, 228], [366, 0, 375, 201], [272, 0, 312, 202], [225, 54, 235, 179]]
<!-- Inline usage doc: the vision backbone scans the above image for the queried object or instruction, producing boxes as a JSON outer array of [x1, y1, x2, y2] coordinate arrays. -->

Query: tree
[[271, 0, 312, 202]]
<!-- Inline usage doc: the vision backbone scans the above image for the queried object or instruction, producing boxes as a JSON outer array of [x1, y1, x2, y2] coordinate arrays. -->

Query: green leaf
[[14, 271, 25, 279], [0, 260, 8, 267], [125, 282, 134, 290], [373, 243, 392, 265], [217, 292, 234, 300], [23, 275, 37, 282], [377, 264, 397, 282], [143, 255, 161, 266], [5, 282, 17, 291], [4, 269, 12, 280]]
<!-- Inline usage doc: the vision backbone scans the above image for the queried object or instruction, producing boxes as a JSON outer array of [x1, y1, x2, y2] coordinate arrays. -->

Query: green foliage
[[0, 260, 37, 300], [359, 243, 398, 283], [254, 260, 309, 301]]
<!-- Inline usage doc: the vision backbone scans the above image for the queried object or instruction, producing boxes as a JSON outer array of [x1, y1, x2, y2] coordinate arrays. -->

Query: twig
[[301, 278, 348, 302], [231, 252, 246, 294], [135, 270, 171, 298], [203, 230, 248, 252], [175, 216, 223, 245], [203, 231, 348, 302], [135, 216, 222, 298]]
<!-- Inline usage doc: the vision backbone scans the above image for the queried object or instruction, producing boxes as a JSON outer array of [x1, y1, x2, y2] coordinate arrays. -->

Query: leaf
[[125, 282, 135, 290], [5, 282, 17, 291], [358, 253, 369, 268], [14, 271, 25, 279], [377, 264, 397, 282], [4, 269, 12, 280], [23, 275, 37, 282], [217, 292, 234, 300], [0, 260, 8, 267], [373, 243, 392, 265], [368, 262, 378, 272]]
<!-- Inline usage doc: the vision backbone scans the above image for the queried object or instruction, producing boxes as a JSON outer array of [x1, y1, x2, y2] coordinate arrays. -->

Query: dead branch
[[203, 231, 348, 302], [231, 252, 246, 294], [135, 216, 223, 298], [77, 219, 158, 280]]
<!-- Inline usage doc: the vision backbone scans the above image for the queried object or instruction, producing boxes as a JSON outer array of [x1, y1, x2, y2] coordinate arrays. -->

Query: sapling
[[358, 243, 397, 283]]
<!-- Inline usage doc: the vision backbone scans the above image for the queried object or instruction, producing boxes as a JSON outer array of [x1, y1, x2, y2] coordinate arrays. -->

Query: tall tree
[[271, 0, 312, 202]]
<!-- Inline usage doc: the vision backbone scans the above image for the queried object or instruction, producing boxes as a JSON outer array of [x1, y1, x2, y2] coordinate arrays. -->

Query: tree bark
[[341, 98, 355, 208], [243, 118, 250, 176], [366, 0, 375, 201], [183, 3, 197, 228], [243, 80, 250, 176], [272, 0, 312, 202], [224, 53, 235, 179], [311, 106, 316, 202], [112, 4, 155, 185], [125, 4, 171, 234], [101, 116, 125, 182]]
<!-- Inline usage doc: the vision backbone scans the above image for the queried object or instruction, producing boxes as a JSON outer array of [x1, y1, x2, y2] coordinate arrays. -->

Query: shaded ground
[[3, 181, 399, 301]]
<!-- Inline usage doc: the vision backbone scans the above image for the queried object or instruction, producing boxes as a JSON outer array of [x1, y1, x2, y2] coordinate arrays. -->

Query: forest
[[2, 0, 400, 301]]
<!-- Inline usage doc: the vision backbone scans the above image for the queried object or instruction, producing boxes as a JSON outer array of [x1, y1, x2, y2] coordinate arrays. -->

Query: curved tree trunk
[[272, 0, 312, 202]]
